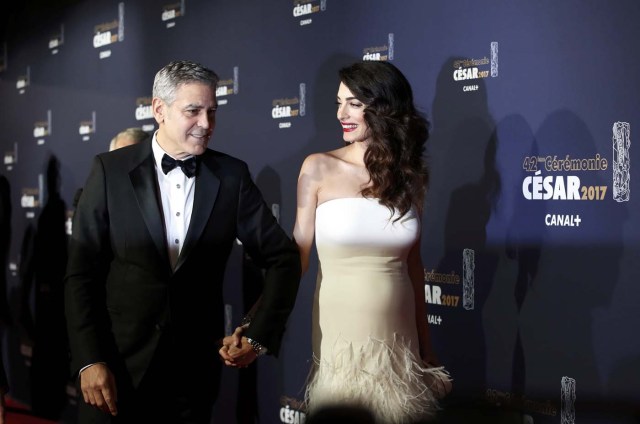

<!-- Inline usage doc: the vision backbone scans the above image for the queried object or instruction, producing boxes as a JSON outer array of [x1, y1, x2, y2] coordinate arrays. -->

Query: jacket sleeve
[[235, 163, 301, 356], [64, 155, 117, 376]]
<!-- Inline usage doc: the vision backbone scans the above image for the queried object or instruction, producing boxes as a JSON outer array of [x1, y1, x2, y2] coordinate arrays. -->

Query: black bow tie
[[161, 154, 197, 178]]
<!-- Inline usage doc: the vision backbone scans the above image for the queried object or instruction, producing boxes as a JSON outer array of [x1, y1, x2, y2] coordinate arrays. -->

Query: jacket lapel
[[130, 149, 170, 266]]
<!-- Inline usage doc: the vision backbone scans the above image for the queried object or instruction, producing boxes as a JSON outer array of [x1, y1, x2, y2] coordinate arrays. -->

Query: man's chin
[[188, 140, 209, 155]]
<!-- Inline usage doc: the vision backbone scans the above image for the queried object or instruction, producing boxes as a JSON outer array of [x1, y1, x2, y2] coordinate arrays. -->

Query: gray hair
[[152, 60, 219, 104], [109, 127, 150, 151]]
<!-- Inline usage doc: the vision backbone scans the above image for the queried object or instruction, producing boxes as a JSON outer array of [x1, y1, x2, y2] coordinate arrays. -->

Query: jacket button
[[155, 323, 163, 331]]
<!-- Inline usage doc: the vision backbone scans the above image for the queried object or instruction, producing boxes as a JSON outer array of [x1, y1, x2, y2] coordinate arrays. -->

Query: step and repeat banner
[[0, 1, 638, 423]]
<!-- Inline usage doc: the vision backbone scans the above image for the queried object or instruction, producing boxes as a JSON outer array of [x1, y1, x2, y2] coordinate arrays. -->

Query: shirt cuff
[[79, 362, 107, 377]]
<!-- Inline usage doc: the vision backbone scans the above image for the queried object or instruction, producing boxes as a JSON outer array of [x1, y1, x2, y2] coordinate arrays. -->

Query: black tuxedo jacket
[[64, 140, 300, 387]]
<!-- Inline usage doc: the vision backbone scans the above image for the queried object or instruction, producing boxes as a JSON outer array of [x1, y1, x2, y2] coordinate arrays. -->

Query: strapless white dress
[[305, 197, 450, 423]]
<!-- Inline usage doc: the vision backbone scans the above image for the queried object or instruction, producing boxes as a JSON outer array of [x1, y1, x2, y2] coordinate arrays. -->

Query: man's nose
[[198, 112, 211, 128]]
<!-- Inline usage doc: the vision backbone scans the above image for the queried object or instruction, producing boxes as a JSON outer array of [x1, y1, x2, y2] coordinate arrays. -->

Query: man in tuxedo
[[64, 60, 301, 423]]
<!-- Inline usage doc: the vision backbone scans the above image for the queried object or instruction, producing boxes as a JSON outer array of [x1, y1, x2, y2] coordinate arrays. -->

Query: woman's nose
[[337, 105, 347, 120]]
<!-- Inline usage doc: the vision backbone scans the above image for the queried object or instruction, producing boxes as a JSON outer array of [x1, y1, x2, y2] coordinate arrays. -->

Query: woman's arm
[[408, 236, 440, 366], [221, 154, 321, 365], [292, 154, 321, 275]]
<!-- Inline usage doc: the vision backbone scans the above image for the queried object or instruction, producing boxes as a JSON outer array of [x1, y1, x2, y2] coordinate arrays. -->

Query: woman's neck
[[343, 140, 369, 166]]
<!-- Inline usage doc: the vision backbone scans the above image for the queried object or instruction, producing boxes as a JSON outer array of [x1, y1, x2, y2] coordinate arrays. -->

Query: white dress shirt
[[151, 133, 196, 270]]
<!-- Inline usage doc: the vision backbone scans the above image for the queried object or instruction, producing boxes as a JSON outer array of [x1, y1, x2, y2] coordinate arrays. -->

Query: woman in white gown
[[293, 61, 451, 423]]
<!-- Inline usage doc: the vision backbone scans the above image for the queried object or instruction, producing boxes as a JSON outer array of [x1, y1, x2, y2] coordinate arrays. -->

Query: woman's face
[[336, 82, 370, 144]]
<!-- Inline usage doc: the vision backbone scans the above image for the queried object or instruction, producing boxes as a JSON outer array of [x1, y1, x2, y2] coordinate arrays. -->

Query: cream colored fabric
[[305, 198, 448, 423]]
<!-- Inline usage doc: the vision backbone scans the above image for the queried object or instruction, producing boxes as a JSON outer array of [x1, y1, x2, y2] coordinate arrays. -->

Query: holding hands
[[218, 326, 257, 368]]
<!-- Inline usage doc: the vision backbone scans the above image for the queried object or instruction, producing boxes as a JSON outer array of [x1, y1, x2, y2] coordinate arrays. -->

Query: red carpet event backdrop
[[0, 1, 638, 423]]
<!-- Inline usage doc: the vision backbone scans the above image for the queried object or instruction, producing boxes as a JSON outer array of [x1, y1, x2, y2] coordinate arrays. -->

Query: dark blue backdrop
[[1, 1, 638, 423]]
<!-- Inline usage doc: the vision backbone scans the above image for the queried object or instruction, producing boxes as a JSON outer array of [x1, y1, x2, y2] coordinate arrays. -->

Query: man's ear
[[152, 97, 165, 124]]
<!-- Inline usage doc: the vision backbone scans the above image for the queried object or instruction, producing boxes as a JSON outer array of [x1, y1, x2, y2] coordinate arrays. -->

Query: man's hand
[[221, 325, 245, 351], [80, 363, 118, 416], [219, 326, 257, 368]]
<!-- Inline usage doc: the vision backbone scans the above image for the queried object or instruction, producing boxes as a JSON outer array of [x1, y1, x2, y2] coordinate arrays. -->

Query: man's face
[[153, 82, 217, 158]]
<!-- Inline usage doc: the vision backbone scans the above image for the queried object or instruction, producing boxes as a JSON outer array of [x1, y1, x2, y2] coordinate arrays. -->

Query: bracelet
[[246, 337, 267, 356]]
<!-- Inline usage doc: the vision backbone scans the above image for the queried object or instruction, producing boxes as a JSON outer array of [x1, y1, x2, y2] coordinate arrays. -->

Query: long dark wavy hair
[[339, 61, 429, 218]]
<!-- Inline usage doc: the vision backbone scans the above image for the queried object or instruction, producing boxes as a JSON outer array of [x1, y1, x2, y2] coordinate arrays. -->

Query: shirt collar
[[151, 131, 194, 171]]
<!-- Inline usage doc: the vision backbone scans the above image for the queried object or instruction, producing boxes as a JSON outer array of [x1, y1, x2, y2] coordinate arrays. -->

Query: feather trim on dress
[[304, 334, 451, 423]]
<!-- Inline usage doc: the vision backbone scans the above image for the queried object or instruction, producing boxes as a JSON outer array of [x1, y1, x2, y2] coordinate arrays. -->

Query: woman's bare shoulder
[[300, 147, 348, 173]]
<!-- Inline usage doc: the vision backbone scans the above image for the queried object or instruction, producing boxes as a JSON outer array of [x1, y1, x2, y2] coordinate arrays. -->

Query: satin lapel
[[174, 156, 220, 271], [130, 155, 169, 265]]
